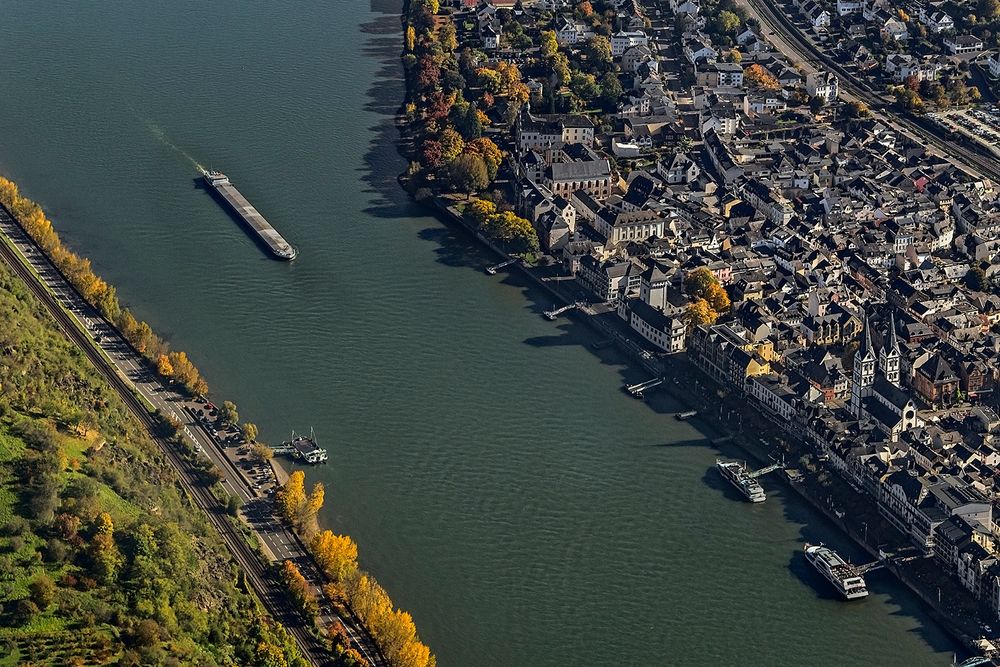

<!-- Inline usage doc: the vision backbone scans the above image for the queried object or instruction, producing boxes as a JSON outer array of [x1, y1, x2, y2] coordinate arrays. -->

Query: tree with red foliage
[[425, 90, 453, 121], [421, 140, 444, 169], [416, 55, 440, 91]]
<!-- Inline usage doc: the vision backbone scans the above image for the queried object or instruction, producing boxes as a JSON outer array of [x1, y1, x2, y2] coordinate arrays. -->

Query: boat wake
[[143, 118, 205, 173]]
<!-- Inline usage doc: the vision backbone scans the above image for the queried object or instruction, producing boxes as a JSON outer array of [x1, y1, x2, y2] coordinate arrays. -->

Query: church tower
[[879, 312, 901, 387], [851, 313, 877, 417]]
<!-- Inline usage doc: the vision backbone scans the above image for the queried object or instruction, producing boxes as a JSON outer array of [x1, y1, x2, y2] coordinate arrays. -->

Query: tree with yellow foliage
[[438, 21, 458, 52], [685, 298, 718, 326], [302, 482, 325, 527], [156, 354, 174, 378], [279, 471, 306, 524], [438, 128, 465, 163], [88, 512, 123, 584], [467, 199, 497, 227], [705, 281, 731, 313], [405, 25, 416, 52], [345, 571, 436, 667], [495, 61, 522, 96], [464, 137, 503, 179], [540, 30, 558, 59], [311, 530, 359, 582]]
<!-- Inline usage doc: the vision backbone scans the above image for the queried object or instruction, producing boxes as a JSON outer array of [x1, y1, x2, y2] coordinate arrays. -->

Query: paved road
[[0, 208, 385, 667]]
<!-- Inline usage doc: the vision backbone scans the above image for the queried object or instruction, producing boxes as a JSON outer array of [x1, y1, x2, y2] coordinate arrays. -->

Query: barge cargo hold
[[202, 170, 297, 260]]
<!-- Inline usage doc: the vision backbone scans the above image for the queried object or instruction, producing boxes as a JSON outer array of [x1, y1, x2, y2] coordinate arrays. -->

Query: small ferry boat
[[676, 410, 698, 420], [281, 432, 328, 464], [715, 459, 766, 503], [804, 543, 869, 600]]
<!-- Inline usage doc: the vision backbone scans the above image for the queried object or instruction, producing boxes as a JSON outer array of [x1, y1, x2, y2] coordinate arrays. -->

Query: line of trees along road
[[0, 173, 409, 665], [0, 176, 209, 395], [275, 468, 436, 667]]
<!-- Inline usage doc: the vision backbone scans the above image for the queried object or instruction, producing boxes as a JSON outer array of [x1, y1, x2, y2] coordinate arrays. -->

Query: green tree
[[540, 30, 558, 59], [452, 101, 483, 140], [585, 35, 613, 71], [29, 575, 56, 609], [570, 72, 601, 103], [598, 72, 623, 110], [242, 422, 259, 442], [710, 10, 741, 36], [221, 400, 239, 426], [684, 267, 717, 297], [446, 154, 489, 194]]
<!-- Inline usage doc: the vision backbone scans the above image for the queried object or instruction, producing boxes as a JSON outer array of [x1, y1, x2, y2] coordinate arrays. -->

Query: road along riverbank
[[0, 187, 394, 666]]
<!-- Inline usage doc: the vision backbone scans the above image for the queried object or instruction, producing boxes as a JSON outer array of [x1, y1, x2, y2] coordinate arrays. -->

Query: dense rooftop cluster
[[426, 0, 1000, 642]]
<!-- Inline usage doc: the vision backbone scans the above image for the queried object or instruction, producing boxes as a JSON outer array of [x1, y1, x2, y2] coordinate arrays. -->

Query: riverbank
[[403, 188, 987, 658], [0, 172, 434, 666]]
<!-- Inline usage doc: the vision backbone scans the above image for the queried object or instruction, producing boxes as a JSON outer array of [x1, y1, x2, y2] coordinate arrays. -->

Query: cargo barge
[[202, 170, 297, 260]]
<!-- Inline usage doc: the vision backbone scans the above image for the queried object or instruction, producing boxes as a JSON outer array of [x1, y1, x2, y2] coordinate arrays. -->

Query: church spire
[[887, 312, 900, 357], [858, 311, 876, 362]]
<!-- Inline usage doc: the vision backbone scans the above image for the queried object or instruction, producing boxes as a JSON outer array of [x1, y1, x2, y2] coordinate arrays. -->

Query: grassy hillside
[[0, 259, 305, 666]]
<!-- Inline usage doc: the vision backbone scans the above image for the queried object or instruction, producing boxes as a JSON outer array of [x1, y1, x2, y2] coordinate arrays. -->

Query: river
[[0, 0, 962, 664]]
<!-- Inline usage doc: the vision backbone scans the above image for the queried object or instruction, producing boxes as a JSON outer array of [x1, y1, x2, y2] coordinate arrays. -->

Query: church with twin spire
[[850, 312, 922, 441]]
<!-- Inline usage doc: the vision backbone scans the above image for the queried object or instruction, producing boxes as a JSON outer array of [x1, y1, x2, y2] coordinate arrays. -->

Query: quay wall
[[423, 193, 985, 658]]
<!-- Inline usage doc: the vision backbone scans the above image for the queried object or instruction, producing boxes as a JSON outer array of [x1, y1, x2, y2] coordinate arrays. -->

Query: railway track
[[744, 0, 1000, 182], [0, 222, 386, 666]]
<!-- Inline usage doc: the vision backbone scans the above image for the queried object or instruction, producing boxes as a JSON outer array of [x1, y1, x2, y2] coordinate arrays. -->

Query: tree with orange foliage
[[280, 560, 318, 618], [744, 64, 779, 90]]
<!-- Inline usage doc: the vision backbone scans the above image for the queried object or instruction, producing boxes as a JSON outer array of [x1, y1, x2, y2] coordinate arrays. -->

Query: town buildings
[[451, 0, 1000, 635]]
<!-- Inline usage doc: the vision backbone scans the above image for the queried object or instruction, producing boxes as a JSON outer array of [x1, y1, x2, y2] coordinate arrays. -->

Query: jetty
[[625, 377, 663, 398], [202, 170, 298, 261], [486, 258, 518, 275], [747, 461, 782, 479], [543, 301, 585, 320]]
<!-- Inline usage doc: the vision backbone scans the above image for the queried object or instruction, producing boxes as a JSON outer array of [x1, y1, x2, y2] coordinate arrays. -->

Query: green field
[[0, 251, 308, 665]]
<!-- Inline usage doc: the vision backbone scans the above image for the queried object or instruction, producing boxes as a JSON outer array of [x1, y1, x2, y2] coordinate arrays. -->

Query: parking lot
[[930, 107, 1000, 153], [191, 397, 278, 495]]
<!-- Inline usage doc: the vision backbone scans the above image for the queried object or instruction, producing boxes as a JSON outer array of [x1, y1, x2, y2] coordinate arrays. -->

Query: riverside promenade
[[427, 193, 990, 660]]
